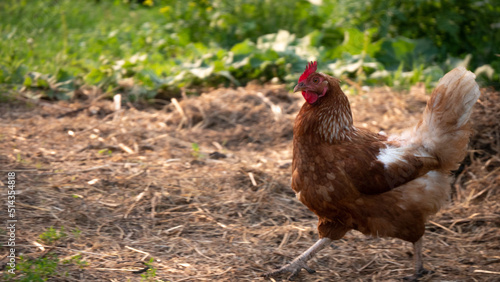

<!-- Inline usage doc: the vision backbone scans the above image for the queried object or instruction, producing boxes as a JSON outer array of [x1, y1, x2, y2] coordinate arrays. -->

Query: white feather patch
[[377, 145, 408, 168]]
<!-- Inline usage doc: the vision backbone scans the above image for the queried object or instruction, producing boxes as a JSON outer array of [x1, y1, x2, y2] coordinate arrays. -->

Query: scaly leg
[[404, 237, 434, 281], [263, 237, 332, 281]]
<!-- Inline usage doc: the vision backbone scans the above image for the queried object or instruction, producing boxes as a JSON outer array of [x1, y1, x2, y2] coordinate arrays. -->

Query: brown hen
[[263, 62, 480, 280]]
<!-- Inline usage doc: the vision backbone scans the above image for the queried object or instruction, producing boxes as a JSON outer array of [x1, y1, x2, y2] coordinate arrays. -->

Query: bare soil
[[0, 83, 499, 281]]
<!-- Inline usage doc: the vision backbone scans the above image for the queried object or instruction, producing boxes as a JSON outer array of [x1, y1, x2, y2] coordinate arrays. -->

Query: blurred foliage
[[0, 0, 498, 101]]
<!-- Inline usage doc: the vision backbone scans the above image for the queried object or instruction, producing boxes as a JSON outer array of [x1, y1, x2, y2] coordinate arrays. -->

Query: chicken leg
[[263, 237, 332, 280], [404, 237, 434, 281]]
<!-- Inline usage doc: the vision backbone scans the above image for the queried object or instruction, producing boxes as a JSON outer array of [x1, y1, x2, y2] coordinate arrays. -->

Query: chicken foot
[[263, 237, 332, 280], [404, 237, 434, 281]]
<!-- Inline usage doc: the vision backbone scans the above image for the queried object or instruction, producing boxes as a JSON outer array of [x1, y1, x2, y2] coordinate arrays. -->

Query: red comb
[[298, 61, 317, 82]]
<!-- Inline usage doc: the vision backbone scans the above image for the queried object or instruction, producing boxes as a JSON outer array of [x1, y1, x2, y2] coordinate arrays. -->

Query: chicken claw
[[403, 268, 434, 281], [262, 238, 331, 280], [403, 238, 434, 281], [262, 259, 316, 280]]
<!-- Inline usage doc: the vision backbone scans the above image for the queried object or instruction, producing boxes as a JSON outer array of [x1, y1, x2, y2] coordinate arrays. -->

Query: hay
[[0, 83, 498, 281]]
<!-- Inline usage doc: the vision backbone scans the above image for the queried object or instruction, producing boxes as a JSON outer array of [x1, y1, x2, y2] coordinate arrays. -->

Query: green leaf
[[23, 75, 33, 87], [85, 68, 106, 85], [375, 37, 416, 70], [56, 68, 74, 82], [217, 71, 240, 86], [230, 39, 256, 55], [330, 28, 365, 58], [36, 77, 50, 88]]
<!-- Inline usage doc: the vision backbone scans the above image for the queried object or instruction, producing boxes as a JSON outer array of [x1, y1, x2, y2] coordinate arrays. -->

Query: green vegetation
[[2, 227, 87, 282], [140, 258, 164, 282], [3, 254, 89, 281], [62, 254, 89, 269], [9, 254, 60, 282], [39, 226, 67, 244], [191, 142, 203, 159], [0, 0, 498, 101]]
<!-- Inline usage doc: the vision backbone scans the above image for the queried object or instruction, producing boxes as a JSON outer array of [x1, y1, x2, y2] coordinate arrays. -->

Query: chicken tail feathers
[[416, 67, 480, 171]]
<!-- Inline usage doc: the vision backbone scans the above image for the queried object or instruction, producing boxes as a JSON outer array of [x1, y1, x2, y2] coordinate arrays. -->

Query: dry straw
[[0, 83, 498, 281]]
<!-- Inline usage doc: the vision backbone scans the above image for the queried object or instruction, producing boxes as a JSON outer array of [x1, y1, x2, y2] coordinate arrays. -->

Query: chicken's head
[[293, 61, 329, 104]]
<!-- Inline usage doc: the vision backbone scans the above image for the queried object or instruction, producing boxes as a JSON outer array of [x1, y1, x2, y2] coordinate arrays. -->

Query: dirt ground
[[0, 82, 499, 281]]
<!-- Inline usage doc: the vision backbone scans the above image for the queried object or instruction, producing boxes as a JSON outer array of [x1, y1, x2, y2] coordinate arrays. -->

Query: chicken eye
[[313, 78, 319, 83]]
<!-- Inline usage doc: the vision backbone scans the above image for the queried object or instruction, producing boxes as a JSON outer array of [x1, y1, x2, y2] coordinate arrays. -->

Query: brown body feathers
[[263, 65, 480, 280], [292, 67, 480, 242]]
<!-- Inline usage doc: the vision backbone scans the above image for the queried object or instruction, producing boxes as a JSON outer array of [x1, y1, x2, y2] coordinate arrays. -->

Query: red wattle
[[302, 91, 318, 104]]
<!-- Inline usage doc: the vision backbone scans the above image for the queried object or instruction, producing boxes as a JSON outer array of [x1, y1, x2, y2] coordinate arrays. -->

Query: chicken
[[263, 62, 480, 280]]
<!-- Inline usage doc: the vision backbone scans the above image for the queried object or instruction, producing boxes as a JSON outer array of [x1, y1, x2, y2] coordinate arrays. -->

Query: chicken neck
[[296, 87, 355, 144]]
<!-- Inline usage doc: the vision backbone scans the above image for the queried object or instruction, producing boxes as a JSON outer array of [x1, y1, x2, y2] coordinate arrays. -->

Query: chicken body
[[264, 64, 480, 280]]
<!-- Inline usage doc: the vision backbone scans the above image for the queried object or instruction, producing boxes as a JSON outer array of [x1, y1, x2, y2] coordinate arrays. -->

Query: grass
[[13, 254, 60, 282], [1, 1, 149, 73], [2, 226, 87, 281], [38, 227, 67, 245], [0, 0, 498, 101], [140, 258, 163, 282]]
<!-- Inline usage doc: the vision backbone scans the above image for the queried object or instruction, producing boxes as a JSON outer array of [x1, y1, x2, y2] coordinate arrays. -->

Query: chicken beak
[[293, 82, 306, 93]]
